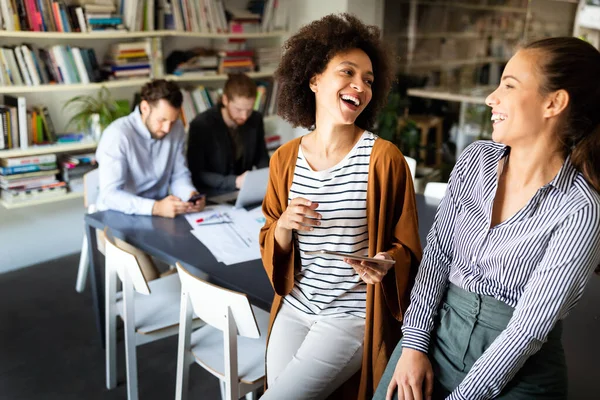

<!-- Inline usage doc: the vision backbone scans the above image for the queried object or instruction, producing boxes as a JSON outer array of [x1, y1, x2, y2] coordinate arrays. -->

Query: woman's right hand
[[387, 348, 434, 400], [277, 197, 321, 232]]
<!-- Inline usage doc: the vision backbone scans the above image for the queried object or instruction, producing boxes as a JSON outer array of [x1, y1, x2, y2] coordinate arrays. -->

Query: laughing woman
[[374, 37, 600, 400], [258, 14, 422, 400]]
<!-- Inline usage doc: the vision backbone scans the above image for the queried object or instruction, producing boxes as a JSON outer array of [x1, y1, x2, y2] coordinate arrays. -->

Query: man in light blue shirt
[[96, 79, 205, 218]]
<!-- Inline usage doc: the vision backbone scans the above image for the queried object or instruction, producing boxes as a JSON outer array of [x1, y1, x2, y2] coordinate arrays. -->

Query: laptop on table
[[207, 167, 270, 209]]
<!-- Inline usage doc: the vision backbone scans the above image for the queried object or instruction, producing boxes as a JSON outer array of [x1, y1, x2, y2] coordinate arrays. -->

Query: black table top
[[85, 195, 439, 311]]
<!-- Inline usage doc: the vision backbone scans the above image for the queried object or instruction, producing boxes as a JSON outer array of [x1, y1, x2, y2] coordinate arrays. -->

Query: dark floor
[[0, 254, 598, 399], [0, 254, 221, 400]]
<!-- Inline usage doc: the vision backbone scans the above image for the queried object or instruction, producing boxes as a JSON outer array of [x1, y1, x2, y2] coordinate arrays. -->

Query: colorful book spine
[[0, 162, 56, 175]]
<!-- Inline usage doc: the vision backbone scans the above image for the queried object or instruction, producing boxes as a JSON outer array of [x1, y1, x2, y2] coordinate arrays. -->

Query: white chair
[[424, 182, 448, 200], [175, 262, 269, 400], [104, 232, 201, 400], [75, 168, 100, 293], [405, 156, 417, 180]]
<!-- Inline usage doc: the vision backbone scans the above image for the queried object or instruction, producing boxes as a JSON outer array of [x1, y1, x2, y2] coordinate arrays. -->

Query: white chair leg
[[219, 381, 227, 400], [123, 276, 139, 400], [105, 267, 117, 389], [245, 391, 257, 400], [175, 292, 194, 400], [75, 234, 89, 293]]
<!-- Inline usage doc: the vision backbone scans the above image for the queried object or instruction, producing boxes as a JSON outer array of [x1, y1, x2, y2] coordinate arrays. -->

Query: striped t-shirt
[[283, 131, 376, 319]]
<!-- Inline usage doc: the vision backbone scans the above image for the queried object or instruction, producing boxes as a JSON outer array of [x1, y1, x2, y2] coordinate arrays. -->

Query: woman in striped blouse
[[259, 14, 422, 400], [375, 38, 600, 400]]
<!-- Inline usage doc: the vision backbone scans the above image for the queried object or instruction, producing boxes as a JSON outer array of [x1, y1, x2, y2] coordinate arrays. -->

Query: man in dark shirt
[[187, 74, 270, 192]]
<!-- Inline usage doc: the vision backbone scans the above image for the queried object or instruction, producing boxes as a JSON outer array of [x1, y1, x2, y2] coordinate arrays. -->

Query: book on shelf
[[103, 38, 162, 79], [179, 77, 278, 130], [0, 153, 56, 167], [0, 0, 125, 32], [0, 44, 101, 86], [265, 134, 280, 151], [0, 161, 57, 175], [1, 183, 68, 204], [0, 174, 59, 190], [59, 152, 96, 191], [2, 95, 28, 150], [0, 168, 59, 181], [1, 0, 289, 33]]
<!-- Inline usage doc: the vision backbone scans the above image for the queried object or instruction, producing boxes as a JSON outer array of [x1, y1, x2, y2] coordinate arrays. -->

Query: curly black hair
[[275, 13, 394, 130]]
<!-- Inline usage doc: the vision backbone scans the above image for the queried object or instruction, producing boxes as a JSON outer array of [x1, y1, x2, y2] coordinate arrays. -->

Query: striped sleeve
[[449, 203, 600, 400], [400, 145, 472, 353]]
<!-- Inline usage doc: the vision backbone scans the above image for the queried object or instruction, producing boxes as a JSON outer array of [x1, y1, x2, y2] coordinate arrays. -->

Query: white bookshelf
[[0, 142, 97, 158], [0, 70, 278, 94], [0, 30, 287, 40], [390, 31, 521, 40], [0, 192, 83, 209], [167, 70, 276, 83], [399, 1, 528, 13], [409, 56, 510, 69]]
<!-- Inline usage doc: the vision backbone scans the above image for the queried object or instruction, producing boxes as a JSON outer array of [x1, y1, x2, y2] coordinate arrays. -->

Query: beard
[[143, 113, 165, 140]]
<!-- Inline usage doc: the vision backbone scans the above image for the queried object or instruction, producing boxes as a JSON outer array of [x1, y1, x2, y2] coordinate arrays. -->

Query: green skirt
[[374, 284, 567, 399]]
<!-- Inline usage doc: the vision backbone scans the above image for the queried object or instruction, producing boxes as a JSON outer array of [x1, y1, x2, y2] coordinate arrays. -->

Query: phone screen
[[188, 194, 206, 203]]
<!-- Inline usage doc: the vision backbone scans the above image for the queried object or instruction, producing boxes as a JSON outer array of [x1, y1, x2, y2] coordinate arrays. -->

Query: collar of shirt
[[493, 143, 577, 194]]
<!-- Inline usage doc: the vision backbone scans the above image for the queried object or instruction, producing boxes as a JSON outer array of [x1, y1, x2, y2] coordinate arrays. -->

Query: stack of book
[[60, 152, 97, 192], [0, 154, 67, 204], [217, 49, 254, 75], [254, 47, 280, 72], [0, 44, 101, 87], [82, 0, 124, 32], [104, 41, 152, 80], [170, 49, 219, 76]]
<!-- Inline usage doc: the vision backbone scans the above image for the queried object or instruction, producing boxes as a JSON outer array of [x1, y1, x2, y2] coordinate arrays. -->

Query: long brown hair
[[523, 37, 600, 193]]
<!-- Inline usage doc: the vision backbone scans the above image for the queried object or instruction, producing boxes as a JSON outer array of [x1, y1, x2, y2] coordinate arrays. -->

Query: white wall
[[0, 0, 384, 273], [0, 199, 85, 273]]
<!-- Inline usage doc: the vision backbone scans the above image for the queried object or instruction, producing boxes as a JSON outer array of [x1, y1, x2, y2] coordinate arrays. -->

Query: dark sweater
[[187, 106, 270, 191]]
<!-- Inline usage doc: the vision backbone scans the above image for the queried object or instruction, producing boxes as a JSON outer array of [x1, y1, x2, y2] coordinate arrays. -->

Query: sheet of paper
[[188, 206, 265, 265], [190, 223, 261, 265], [184, 205, 235, 228]]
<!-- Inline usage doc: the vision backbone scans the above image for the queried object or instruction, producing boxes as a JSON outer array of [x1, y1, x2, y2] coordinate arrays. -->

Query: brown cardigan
[[259, 136, 423, 399]]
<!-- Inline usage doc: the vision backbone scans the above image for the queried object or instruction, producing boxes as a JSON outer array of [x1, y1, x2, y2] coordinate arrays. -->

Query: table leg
[[85, 222, 105, 347]]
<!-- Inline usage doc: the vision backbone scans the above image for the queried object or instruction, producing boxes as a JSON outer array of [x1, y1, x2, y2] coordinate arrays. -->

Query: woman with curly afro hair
[[259, 14, 422, 400]]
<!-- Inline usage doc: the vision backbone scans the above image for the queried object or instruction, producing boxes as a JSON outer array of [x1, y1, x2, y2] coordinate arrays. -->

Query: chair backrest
[[104, 231, 150, 295], [405, 156, 417, 180], [175, 262, 260, 339], [84, 168, 100, 211], [424, 182, 448, 200]]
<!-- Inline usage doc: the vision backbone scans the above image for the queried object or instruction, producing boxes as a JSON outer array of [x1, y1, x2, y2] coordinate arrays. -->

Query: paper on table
[[191, 223, 261, 265], [189, 206, 264, 265], [184, 205, 234, 228]]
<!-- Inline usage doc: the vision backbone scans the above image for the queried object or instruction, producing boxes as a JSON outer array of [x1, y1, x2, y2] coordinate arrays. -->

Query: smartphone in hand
[[188, 193, 206, 203]]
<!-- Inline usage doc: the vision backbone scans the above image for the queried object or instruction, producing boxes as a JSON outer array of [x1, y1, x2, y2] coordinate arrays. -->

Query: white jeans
[[261, 303, 365, 400]]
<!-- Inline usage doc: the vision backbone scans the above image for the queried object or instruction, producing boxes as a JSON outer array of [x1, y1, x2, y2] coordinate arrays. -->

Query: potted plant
[[63, 86, 129, 141]]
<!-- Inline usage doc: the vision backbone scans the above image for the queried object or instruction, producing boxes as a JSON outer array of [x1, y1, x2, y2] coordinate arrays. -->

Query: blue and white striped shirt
[[96, 107, 196, 215], [283, 132, 375, 318], [402, 141, 600, 400]]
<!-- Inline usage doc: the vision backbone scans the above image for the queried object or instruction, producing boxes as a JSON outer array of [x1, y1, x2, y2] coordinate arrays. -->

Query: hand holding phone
[[188, 193, 206, 203]]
